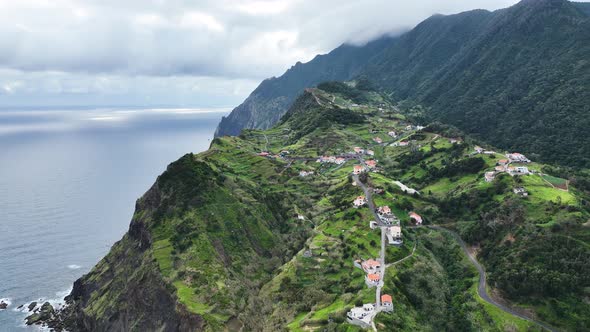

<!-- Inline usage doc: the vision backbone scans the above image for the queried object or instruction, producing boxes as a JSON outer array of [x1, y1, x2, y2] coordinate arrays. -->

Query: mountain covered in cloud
[[216, 0, 590, 167]]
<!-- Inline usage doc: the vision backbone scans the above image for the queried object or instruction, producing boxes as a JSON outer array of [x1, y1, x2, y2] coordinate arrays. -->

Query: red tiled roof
[[367, 273, 380, 281], [381, 294, 392, 303]]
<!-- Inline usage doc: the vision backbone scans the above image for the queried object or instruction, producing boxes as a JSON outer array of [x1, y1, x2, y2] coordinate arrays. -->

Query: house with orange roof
[[497, 159, 509, 166], [378, 206, 391, 215], [353, 165, 366, 175], [354, 147, 364, 154], [365, 273, 381, 287], [409, 212, 423, 225], [353, 196, 367, 207], [361, 259, 381, 274], [381, 294, 393, 312], [366, 160, 377, 169]]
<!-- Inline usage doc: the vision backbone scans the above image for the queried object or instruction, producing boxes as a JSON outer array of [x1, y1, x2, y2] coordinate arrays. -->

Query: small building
[[366, 160, 377, 169], [474, 146, 484, 154], [388, 131, 397, 137], [373, 137, 383, 144], [366, 149, 375, 156], [297, 215, 305, 221], [299, 170, 314, 177], [369, 221, 378, 229], [495, 165, 506, 172], [399, 141, 409, 147], [378, 206, 391, 215], [354, 147, 364, 154], [386, 226, 403, 245], [381, 294, 393, 312], [409, 212, 423, 225], [353, 165, 366, 175], [353, 196, 367, 207], [449, 138, 462, 144], [513, 187, 528, 197], [485, 172, 495, 182], [365, 273, 381, 287], [509, 166, 529, 176], [346, 305, 374, 328], [497, 159, 509, 166], [361, 259, 381, 274], [335, 157, 346, 165], [507, 153, 531, 163], [257, 152, 270, 157]]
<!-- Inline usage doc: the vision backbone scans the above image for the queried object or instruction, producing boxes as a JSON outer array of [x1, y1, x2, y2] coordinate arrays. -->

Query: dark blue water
[[0, 108, 227, 331]]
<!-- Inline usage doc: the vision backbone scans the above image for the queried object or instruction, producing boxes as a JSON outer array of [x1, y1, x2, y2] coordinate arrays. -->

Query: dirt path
[[428, 225, 558, 332]]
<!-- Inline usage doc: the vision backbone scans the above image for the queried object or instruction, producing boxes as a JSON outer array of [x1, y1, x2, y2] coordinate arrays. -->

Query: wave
[[67, 264, 81, 270]]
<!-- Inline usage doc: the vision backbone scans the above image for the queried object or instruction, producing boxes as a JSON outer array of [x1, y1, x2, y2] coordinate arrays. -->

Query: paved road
[[428, 226, 558, 332]]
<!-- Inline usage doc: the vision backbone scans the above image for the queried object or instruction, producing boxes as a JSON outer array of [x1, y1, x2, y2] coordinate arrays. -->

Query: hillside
[[35, 83, 590, 332], [214, 37, 394, 137], [215, 0, 590, 168]]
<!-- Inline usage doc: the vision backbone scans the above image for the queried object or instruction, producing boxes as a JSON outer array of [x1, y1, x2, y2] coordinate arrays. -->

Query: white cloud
[[0, 0, 552, 107]]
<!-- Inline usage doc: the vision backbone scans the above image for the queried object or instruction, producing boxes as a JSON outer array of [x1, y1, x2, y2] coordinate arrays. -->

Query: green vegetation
[[217, 0, 590, 169], [67, 84, 590, 331]]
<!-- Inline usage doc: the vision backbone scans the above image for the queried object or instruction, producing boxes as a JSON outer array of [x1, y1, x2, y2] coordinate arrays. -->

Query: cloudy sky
[[0, 0, 527, 108]]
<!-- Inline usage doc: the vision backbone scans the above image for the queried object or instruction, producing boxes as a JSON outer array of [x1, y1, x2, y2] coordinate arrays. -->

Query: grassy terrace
[[123, 84, 589, 331]]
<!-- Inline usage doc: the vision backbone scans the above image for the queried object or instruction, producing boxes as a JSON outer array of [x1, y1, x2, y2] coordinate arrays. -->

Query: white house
[[388, 131, 397, 138], [353, 196, 367, 207], [506, 153, 531, 163], [361, 259, 381, 274], [386, 226, 403, 245], [485, 172, 495, 182], [381, 294, 393, 312], [299, 170, 314, 177]]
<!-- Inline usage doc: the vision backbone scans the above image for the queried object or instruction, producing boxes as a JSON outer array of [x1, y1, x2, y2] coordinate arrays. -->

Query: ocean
[[0, 107, 228, 331]]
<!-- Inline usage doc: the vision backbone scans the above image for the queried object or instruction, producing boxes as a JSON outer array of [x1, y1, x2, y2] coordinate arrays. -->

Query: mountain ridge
[[215, 0, 590, 168]]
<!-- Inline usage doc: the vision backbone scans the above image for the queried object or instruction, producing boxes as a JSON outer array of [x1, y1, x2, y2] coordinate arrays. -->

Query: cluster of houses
[[353, 161, 379, 175], [346, 304, 376, 328], [485, 153, 532, 182], [359, 259, 383, 288], [299, 170, 314, 177], [474, 146, 497, 155], [316, 155, 347, 165], [347, 259, 393, 327], [354, 147, 375, 156]]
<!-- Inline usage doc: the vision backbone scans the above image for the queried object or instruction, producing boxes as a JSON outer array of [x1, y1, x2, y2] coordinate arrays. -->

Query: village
[[248, 89, 570, 331]]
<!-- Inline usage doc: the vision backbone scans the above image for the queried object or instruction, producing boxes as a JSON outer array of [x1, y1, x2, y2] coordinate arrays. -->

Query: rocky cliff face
[[56, 181, 205, 332]]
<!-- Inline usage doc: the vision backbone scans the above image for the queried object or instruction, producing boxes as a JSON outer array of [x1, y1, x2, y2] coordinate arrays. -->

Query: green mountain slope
[[215, 0, 590, 168], [40, 83, 590, 331], [214, 37, 394, 137]]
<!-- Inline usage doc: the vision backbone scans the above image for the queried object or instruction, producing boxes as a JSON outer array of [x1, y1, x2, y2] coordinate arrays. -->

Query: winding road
[[428, 226, 558, 332]]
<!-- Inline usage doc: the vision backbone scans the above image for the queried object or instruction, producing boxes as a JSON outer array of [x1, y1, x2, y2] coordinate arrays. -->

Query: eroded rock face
[[25, 302, 54, 325]]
